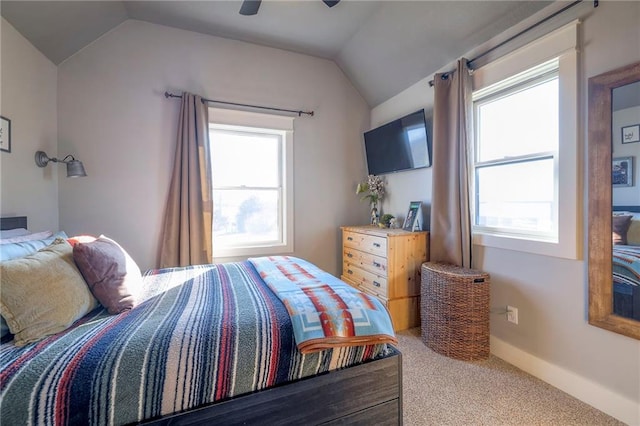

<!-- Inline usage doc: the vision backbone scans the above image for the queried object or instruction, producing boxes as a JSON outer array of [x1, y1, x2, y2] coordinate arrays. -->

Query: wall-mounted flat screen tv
[[364, 109, 431, 175]]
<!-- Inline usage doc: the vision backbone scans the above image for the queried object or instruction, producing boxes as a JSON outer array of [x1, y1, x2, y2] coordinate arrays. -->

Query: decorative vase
[[370, 201, 379, 225]]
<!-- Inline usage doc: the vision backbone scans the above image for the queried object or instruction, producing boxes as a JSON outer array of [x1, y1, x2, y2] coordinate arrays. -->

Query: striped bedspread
[[613, 245, 640, 288], [0, 261, 391, 425], [250, 256, 397, 353]]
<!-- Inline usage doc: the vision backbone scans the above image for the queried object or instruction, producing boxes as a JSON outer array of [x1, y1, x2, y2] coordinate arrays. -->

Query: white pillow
[[0, 231, 68, 262], [613, 211, 640, 219], [0, 228, 30, 239], [0, 231, 53, 244]]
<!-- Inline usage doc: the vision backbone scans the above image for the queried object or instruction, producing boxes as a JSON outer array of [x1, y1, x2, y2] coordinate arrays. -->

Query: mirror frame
[[588, 61, 640, 340]]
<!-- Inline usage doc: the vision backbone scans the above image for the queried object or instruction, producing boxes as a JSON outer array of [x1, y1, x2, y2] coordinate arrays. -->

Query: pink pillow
[[72, 235, 142, 314]]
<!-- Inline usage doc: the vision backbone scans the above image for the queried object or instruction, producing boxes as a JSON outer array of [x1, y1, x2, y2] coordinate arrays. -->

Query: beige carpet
[[397, 328, 624, 426]]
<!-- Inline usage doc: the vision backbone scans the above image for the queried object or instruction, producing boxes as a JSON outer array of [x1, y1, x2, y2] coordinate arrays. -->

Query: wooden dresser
[[340, 225, 429, 331]]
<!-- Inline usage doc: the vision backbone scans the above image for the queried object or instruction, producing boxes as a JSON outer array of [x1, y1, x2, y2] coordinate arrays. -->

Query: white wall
[[371, 2, 640, 424], [57, 20, 370, 272], [0, 18, 59, 232], [612, 106, 640, 206], [370, 79, 434, 226]]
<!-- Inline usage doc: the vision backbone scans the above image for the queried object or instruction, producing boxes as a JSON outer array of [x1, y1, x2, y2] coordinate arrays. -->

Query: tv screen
[[364, 109, 431, 175]]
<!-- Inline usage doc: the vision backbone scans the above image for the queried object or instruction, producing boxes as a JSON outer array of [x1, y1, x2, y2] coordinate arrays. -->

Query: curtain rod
[[428, 0, 592, 87], [164, 92, 314, 117]]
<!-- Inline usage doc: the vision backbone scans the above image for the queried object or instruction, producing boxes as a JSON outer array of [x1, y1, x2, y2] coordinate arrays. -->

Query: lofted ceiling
[[1, 0, 553, 106]]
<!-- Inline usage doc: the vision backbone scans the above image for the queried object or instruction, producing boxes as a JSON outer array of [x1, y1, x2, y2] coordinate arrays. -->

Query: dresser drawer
[[343, 262, 388, 299], [343, 231, 387, 257], [343, 247, 388, 277]]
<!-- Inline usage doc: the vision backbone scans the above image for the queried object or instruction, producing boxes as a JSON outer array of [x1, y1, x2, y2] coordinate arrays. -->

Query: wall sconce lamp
[[35, 151, 87, 177]]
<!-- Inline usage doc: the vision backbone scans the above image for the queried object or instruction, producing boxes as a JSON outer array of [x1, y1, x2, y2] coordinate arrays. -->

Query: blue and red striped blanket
[[613, 245, 640, 288], [0, 260, 392, 425]]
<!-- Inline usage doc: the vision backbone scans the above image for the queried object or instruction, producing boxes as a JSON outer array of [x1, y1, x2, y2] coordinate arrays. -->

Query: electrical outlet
[[507, 305, 519, 324]]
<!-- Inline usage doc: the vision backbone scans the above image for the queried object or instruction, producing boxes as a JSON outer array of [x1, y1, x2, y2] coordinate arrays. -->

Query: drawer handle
[[373, 281, 381, 287], [347, 253, 353, 258], [373, 243, 381, 248], [347, 237, 353, 241], [372, 261, 381, 267], [347, 269, 353, 275]]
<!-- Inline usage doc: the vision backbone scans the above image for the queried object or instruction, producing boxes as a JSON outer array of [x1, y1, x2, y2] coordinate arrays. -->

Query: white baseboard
[[490, 335, 639, 426]]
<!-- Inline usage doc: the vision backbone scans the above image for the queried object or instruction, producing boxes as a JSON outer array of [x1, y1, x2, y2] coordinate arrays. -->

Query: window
[[473, 60, 559, 240], [470, 21, 580, 259], [209, 108, 293, 258]]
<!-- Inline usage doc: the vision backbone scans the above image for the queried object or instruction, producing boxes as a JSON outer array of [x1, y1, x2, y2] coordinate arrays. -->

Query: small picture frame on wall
[[621, 124, 639, 144], [612, 156, 633, 187], [402, 201, 423, 231], [0, 116, 10, 153]]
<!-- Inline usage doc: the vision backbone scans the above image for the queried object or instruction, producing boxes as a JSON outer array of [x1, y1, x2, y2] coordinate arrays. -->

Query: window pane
[[211, 129, 280, 187], [213, 189, 280, 246], [476, 159, 554, 233], [477, 78, 558, 162]]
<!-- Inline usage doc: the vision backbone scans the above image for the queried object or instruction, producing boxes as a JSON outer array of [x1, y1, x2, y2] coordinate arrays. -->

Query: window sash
[[210, 126, 284, 189], [472, 65, 560, 240], [474, 156, 557, 240], [212, 187, 284, 248], [209, 120, 291, 257], [473, 69, 559, 164]]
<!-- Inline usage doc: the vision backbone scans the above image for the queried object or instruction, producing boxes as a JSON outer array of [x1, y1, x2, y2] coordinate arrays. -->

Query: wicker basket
[[421, 262, 490, 361]]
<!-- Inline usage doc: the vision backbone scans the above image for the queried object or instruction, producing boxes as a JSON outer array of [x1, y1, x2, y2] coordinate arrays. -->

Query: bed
[[612, 206, 640, 320], [0, 217, 402, 425]]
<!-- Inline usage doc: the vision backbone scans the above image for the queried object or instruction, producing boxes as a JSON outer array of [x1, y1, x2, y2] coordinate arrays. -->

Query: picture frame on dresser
[[402, 201, 422, 231]]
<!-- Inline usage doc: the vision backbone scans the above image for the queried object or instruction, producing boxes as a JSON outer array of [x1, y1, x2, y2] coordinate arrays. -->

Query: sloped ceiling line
[[1, 1, 552, 107]]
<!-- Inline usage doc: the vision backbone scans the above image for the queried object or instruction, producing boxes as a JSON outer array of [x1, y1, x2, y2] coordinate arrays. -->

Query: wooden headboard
[[613, 206, 640, 213], [0, 216, 28, 230]]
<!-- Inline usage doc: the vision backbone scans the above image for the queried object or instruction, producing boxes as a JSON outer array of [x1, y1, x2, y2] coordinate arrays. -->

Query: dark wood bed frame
[[0, 216, 403, 425], [144, 347, 402, 425]]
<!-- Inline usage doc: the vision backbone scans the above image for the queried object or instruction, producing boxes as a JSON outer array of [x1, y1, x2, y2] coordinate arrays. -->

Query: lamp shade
[[66, 160, 87, 178]]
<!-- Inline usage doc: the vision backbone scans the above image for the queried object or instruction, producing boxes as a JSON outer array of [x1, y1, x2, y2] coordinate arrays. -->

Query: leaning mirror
[[588, 61, 640, 340]]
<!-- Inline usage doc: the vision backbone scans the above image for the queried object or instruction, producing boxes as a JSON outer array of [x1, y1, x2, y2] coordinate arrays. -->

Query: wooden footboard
[[142, 347, 402, 425]]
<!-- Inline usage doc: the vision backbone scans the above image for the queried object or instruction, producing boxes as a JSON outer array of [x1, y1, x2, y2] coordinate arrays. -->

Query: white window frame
[[471, 21, 581, 260], [473, 60, 559, 241], [209, 108, 294, 259]]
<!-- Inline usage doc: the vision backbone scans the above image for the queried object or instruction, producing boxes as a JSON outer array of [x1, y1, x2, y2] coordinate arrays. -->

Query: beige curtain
[[159, 93, 213, 268], [429, 59, 473, 268]]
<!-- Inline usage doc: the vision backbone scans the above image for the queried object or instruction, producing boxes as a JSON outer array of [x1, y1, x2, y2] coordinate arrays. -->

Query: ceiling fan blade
[[322, 0, 340, 7], [239, 0, 261, 16]]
